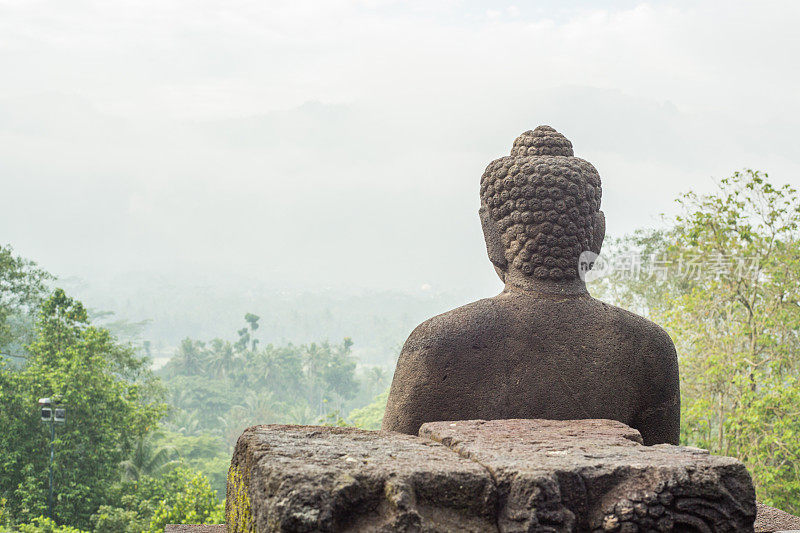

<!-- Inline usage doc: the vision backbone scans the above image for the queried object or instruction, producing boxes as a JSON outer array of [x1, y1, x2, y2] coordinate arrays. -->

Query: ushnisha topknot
[[510, 125, 574, 157], [480, 125, 602, 281]]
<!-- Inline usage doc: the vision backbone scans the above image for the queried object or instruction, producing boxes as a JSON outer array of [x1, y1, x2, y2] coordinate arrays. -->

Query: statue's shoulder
[[588, 298, 678, 377], [599, 299, 675, 350], [401, 296, 507, 356]]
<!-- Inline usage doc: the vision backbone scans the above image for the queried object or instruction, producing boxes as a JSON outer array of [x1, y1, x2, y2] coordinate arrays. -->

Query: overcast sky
[[2, 0, 799, 295]]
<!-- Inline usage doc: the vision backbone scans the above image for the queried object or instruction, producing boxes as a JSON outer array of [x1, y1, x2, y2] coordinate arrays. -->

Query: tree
[[0, 244, 51, 354], [94, 466, 222, 533], [0, 289, 167, 529], [302, 340, 359, 415], [205, 339, 238, 379], [592, 170, 800, 512], [170, 339, 206, 376], [119, 433, 179, 484], [365, 366, 389, 398], [349, 390, 389, 430], [235, 313, 260, 353], [250, 344, 302, 400], [145, 469, 223, 532], [15, 515, 87, 532]]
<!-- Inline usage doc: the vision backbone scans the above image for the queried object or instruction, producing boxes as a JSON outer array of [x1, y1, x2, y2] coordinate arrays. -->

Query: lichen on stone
[[225, 465, 253, 533]]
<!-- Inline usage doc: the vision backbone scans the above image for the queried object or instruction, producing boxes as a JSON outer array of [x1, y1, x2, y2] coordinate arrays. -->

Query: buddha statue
[[382, 126, 680, 446]]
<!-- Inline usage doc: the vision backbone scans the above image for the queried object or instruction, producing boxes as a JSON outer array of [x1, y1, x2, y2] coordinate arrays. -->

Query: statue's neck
[[502, 270, 589, 297]]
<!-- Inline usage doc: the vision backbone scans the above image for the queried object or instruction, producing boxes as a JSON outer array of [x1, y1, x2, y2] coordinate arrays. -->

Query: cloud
[[0, 0, 799, 294]]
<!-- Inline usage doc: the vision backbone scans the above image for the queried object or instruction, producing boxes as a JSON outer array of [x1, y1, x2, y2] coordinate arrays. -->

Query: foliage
[[13, 516, 87, 533], [160, 323, 363, 435], [88, 505, 145, 533], [157, 319, 390, 496], [0, 249, 393, 530], [119, 433, 178, 483], [348, 390, 389, 430], [0, 289, 167, 529], [145, 469, 224, 533], [90, 466, 221, 533], [591, 170, 800, 512], [0, 245, 51, 355]]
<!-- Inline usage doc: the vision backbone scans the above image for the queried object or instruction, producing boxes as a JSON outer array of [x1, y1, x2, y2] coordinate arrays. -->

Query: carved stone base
[[226, 420, 756, 532], [421, 419, 755, 532]]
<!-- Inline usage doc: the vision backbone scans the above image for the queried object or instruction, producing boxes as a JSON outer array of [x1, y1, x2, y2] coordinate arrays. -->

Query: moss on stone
[[226, 465, 252, 532]]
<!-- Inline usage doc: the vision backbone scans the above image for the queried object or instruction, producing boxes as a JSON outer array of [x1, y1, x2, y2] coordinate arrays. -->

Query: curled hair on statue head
[[480, 126, 603, 281]]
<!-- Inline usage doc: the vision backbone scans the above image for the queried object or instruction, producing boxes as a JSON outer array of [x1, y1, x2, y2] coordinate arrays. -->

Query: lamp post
[[38, 398, 65, 520]]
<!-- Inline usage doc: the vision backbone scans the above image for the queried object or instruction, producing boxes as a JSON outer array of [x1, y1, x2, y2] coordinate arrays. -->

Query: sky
[[2, 0, 799, 295]]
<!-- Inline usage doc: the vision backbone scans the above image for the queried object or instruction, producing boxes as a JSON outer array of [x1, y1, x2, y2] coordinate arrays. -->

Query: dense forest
[[0, 259, 390, 532], [1, 170, 800, 532]]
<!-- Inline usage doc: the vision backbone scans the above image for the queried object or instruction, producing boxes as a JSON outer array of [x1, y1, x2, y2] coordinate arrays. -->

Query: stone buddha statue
[[383, 126, 680, 445]]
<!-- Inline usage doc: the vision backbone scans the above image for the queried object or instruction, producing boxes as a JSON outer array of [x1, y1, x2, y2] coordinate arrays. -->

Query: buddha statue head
[[479, 125, 605, 285]]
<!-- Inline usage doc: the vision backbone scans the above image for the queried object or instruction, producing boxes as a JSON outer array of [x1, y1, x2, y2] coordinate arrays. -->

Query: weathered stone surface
[[755, 503, 800, 533], [420, 419, 756, 532], [149, 500, 800, 532], [384, 126, 680, 447], [165, 526, 225, 533], [225, 424, 497, 532], [227, 420, 757, 532]]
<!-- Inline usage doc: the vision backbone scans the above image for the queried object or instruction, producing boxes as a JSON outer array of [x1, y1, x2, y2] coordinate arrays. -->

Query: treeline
[[0, 248, 389, 532], [589, 170, 800, 513], [0, 284, 224, 533], [3, 168, 800, 529], [156, 319, 390, 496]]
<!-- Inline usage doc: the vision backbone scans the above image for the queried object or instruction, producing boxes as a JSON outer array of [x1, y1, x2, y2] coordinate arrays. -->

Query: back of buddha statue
[[382, 126, 680, 445], [382, 289, 679, 445]]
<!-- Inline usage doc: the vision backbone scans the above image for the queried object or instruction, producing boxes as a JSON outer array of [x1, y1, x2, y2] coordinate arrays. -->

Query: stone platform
[[223, 419, 767, 532], [165, 527, 226, 532], [162, 505, 800, 533]]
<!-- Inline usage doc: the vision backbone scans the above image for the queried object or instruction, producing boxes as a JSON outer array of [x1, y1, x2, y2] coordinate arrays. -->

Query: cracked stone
[[419, 419, 757, 532], [227, 420, 758, 532], [225, 424, 497, 532]]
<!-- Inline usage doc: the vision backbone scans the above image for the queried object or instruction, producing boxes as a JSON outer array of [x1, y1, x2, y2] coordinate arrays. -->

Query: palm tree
[[284, 403, 316, 425], [366, 366, 389, 396], [120, 433, 179, 483], [172, 338, 205, 376], [206, 338, 238, 379], [165, 408, 204, 436]]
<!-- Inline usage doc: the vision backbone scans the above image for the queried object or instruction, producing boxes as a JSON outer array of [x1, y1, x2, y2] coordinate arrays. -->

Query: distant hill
[[58, 271, 478, 368]]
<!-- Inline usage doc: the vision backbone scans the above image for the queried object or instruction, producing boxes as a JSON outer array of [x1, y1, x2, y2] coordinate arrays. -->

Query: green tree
[[88, 505, 145, 533], [250, 345, 302, 400], [302, 339, 359, 415], [205, 339, 238, 379], [0, 244, 51, 355], [0, 289, 167, 529], [15, 515, 87, 533], [365, 366, 389, 398], [170, 339, 206, 376], [119, 433, 179, 483], [94, 466, 222, 533], [145, 469, 223, 533], [234, 313, 260, 353], [349, 390, 389, 430], [592, 170, 800, 512]]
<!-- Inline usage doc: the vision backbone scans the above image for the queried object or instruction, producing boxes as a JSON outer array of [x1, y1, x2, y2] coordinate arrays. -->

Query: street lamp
[[38, 398, 65, 520]]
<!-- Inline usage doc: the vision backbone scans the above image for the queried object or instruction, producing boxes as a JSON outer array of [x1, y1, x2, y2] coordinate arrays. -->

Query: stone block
[[755, 503, 800, 533], [227, 420, 757, 532], [420, 419, 756, 532], [226, 424, 497, 532]]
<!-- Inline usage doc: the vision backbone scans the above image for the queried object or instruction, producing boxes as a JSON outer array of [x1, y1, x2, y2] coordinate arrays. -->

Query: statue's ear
[[591, 210, 605, 255], [480, 206, 508, 279]]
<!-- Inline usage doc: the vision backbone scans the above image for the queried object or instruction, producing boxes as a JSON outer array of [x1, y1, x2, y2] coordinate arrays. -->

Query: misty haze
[[3, 1, 800, 531]]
